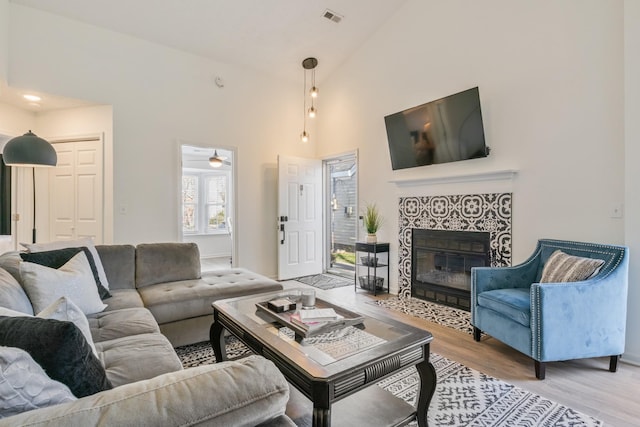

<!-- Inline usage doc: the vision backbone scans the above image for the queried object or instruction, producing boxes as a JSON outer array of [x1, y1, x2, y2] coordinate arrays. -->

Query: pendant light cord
[[32, 167, 36, 243], [303, 68, 307, 131]]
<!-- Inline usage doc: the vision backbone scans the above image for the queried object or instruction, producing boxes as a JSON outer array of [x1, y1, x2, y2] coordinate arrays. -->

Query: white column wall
[[0, 0, 8, 80], [624, 0, 640, 364]]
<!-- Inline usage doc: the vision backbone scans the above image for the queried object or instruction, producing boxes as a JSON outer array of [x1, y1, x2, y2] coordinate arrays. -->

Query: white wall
[[184, 234, 232, 259], [624, 0, 640, 364], [5, 4, 315, 277], [318, 0, 632, 355], [0, 0, 8, 80]]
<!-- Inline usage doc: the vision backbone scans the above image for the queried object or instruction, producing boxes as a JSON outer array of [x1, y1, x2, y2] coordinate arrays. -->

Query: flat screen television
[[384, 87, 489, 170]]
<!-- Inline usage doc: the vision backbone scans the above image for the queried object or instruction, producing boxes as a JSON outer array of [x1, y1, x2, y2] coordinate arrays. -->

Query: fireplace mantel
[[389, 169, 518, 187]]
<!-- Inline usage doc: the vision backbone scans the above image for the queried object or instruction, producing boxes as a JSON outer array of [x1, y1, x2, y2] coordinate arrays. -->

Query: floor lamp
[[1, 131, 57, 244]]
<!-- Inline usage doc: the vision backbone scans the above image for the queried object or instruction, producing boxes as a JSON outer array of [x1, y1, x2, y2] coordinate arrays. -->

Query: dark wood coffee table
[[210, 291, 436, 427]]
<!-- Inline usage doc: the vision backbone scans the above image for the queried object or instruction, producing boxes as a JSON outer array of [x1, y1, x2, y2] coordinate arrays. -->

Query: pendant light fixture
[[2, 130, 57, 167], [301, 57, 318, 143]]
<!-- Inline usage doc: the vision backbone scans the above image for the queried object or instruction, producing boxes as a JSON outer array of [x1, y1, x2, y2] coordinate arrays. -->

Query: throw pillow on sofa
[[0, 298, 97, 357], [22, 237, 111, 290], [19, 252, 107, 315], [0, 268, 34, 315], [0, 346, 77, 418], [0, 307, 29, 317], [0, 316, 112, 398], [20, 247, 111, 300], [540, 250, 605, 283], [36, 297, 98, 357]]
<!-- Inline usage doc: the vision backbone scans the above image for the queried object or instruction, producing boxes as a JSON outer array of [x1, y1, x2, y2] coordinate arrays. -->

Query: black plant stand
[[355, 242, 389, 295]]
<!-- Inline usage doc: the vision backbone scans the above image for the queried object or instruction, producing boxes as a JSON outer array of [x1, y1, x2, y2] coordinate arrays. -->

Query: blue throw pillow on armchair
[[0, 316, 112, 398]]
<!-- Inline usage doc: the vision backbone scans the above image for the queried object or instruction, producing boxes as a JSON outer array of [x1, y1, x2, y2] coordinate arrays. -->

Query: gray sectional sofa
[[95, 242, 284, 347], [0, 242, 294, 426]]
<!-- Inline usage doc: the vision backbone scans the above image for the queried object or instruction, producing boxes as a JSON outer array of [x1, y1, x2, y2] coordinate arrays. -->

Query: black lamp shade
[[2, 131, 57, 167]]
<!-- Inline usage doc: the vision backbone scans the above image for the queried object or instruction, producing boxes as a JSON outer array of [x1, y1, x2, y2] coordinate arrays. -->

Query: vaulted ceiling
[[10, 0, 408, 82]]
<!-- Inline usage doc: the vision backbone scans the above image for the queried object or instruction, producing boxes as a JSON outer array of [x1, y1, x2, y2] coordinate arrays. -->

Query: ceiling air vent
[[323, 9, 343, 24]]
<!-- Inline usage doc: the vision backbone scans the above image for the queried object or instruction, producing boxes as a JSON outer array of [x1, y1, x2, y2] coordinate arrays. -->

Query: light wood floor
[[279, 280, 640, 427]]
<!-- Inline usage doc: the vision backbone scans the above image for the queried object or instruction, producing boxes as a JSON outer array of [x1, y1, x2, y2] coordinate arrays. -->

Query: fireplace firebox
[[411, 229, 491, 310]]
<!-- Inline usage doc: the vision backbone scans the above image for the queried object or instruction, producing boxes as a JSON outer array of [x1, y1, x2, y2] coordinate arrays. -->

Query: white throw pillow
[[0, 307, 30, 317], [36, 297, 98, 357], [0, 346, 76, 418], [21, 237, 110, 290], [19, 252, 107, 315]]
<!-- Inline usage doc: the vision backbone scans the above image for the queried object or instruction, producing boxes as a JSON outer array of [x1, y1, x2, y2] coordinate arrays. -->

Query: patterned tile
[[398, 193, 512, 298], [373, 297, 473, 334]]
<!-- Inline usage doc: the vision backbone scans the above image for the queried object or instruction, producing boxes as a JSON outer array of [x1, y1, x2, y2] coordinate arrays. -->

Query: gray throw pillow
[[0, 268, 34, 315]]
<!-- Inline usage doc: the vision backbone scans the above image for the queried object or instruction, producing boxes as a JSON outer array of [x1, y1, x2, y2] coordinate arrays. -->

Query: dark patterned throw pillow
[[0, 316, 113, 397]]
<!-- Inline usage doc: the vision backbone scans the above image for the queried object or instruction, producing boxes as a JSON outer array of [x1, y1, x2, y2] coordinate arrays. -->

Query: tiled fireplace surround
[[398, 193, 512, 300]]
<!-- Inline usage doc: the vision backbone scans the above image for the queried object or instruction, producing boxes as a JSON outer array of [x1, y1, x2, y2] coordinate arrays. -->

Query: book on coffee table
[[299, 308, 340, 322], [255, 297, 364, 338], [290, 312, 345, 333]]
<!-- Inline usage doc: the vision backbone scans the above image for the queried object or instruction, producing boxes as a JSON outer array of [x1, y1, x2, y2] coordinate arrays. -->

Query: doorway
[[277, 155, 323, 280], [325, 153, 357, 278], [49, 137, 104, 243], [180, 143, 236, 268]]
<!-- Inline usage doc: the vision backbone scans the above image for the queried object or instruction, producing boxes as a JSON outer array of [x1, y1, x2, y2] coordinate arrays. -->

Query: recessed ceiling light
[[23, 94, 41, 102]]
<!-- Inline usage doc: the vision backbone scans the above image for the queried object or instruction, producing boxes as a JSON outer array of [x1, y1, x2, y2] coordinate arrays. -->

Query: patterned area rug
[[373, 297, 473, 334], [175, 336, 251, 367], [175, 341, 602, 427], [294, 273, 353, 290]]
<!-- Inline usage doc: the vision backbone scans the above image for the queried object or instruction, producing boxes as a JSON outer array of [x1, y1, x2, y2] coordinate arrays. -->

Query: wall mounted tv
[[384, 87, 489, 170]]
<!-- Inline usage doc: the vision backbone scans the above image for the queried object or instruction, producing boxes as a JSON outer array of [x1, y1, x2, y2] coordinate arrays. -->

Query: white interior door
[[49, 139, 103, 242], [277, 155, 322, 280]]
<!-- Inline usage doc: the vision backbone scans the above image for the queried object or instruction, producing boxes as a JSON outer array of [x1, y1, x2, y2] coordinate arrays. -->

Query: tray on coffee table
[[255, 297, 364, 338]]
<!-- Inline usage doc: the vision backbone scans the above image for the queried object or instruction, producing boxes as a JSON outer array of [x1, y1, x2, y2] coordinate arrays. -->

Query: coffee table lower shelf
[[286, 383, 418, 427]]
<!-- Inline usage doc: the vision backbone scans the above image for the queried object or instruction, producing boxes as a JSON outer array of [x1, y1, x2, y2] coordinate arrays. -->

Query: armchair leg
[[473, 327, 481, 342], [534, 361, 546, 380], [610, 355, 620, 372]]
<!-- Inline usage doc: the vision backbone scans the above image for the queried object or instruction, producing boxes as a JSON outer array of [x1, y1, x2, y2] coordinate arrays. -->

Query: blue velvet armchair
[[471, 239, 628, 379]]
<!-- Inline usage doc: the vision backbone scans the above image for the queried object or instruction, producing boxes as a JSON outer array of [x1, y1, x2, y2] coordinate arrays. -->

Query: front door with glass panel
[[326, 154, 357, 277]]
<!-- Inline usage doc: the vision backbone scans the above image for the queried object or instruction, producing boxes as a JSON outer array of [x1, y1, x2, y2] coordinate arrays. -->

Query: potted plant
[[363, 203, 383, 243]]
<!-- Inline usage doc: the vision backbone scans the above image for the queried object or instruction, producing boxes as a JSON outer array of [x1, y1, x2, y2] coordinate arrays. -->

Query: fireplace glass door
[[411, 229, 490, 310]]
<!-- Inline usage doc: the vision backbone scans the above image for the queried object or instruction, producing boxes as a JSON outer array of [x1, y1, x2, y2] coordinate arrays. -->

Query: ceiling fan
[[183, 148, 232, 168], [208, 150, 229, 168]]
